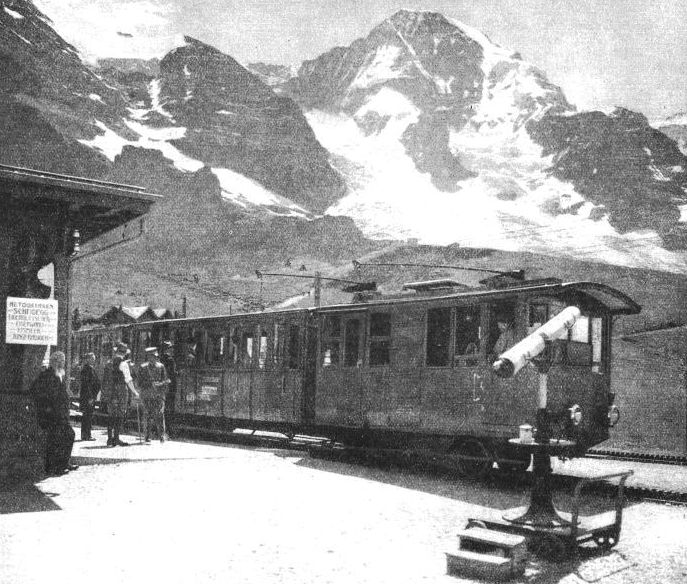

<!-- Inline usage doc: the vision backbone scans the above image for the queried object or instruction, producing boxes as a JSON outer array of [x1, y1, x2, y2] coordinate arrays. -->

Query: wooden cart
[[467, 470, 634, 561]]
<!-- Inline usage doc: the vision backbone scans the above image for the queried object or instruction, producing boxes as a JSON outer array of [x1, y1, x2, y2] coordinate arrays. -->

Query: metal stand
[[502, 436, 576, 528]]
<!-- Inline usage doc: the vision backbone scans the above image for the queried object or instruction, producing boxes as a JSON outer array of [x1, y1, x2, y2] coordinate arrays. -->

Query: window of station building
[[369, 313, 391, 366], [454, 306, 480, 363], [287, 325, 300, 369], [321, 314, 341, 367], [257, 328, 269, 369], [344, 318, 362, 367], [426, 307, 451, 367], [205, 331, 226, 366]]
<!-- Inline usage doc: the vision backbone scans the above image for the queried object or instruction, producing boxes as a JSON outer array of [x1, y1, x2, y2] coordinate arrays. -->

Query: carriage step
[[446, 527, 527, 580]]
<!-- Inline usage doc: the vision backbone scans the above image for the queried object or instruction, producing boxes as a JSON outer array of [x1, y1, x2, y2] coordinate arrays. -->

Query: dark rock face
[[283, 9, 687, 245], [528, 108, 687, 236], [246, 62, 294, 91], [152, 37, 345, 212], [0, 0, 129, 173], [285, 11, 488, 189]]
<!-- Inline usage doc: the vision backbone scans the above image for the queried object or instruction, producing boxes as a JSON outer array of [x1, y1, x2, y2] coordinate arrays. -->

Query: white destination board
[[6, 297, 58, 346]]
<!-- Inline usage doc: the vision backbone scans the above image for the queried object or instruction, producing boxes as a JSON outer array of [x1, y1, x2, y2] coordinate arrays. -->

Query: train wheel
[[450, 438, 494, 479]]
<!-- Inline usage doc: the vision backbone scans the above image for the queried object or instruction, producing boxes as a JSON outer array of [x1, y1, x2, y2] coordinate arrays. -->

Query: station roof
[[0, 163, 161, 242]]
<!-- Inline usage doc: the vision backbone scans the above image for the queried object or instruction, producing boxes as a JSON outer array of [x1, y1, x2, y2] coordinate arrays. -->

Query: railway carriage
[[71, 276, 639, 475]]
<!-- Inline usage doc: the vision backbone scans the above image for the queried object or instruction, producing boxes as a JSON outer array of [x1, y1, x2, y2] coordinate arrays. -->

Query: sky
[[33, 0, 687, 122]]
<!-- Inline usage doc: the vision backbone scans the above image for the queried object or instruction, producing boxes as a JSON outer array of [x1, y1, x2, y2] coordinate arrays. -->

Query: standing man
[[79, 352, 99, 441], [100, 342, 114, 446], [160, 341, 177, 438], [108, 342, 139, 447], [138, 347, 170, 442], [29, 351, 78, 476]]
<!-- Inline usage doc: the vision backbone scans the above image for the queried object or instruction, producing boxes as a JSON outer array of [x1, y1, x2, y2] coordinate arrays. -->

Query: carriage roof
[[73, 279, 640, 335]]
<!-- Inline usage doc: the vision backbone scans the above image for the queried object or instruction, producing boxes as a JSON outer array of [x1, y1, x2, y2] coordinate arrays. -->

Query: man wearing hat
[[160, 341, 177, 437], [79, 352, 99, 441], [138, 346, 170, 442], [108, 342, 139, 446]]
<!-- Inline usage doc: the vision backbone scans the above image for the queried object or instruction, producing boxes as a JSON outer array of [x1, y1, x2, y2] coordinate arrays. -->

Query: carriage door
[[302, 322, 318, 422], [452, 304, 487, 415], [340, 312, 366, 426]]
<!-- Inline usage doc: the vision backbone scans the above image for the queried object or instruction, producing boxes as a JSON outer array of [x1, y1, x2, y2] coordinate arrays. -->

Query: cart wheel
[[466, 519, 487, 530], [529, 534, 567, 562], [593, 533, 618, 551]]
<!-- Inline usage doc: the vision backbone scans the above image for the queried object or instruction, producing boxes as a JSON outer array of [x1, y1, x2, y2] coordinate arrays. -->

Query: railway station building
[[0, 164, 160, 482]]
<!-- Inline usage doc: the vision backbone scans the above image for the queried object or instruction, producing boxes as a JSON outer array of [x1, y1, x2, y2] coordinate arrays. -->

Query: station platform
[[1, 427, 686, 584]]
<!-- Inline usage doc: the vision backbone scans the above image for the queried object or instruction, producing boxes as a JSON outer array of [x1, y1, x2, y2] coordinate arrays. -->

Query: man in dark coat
[[79, 352, 99, 441], [139, 347, 170, 442], [108, 342, 139, 446], [30, 351, 78, 476]]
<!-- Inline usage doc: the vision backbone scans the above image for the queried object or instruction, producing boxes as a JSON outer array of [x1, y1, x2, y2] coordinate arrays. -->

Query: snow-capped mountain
[[656, 111, 687, 156], [282, 10, 687, 270], [2, 2, 686, 276]]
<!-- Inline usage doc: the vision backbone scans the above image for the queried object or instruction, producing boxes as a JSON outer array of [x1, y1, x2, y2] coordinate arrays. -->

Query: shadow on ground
[[0, 483, 61, 514]]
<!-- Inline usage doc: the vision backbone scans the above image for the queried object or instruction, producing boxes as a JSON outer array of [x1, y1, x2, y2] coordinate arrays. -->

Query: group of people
[[30, 341, 177, 477]]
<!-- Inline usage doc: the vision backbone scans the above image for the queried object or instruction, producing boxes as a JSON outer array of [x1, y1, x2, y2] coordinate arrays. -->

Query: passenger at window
[[492, 313, 516, 358]]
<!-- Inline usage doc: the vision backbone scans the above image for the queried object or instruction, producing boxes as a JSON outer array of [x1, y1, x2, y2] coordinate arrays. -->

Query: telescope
[[492, 306, 581, 379]]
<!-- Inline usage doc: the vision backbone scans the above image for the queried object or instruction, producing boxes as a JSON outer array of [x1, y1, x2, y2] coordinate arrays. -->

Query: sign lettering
[[6, 297, 58, 346]]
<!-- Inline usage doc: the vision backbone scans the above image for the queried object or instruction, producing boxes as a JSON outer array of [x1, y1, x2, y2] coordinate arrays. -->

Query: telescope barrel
[[492, 306, 581, 378]]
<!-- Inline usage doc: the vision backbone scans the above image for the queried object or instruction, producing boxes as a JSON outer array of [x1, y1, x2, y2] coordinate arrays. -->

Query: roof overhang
[[0, 164, 161, 242]]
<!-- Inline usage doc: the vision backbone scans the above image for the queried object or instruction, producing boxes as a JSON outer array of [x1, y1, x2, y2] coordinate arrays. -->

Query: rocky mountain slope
[[280, 10, 687, 269], [656, 112, 687, 157], [2, 2, 686, 320]]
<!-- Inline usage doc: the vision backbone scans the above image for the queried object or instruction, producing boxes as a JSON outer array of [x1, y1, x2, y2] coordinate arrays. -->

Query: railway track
[[587, 447, 687, 466], [173, 423, 687, 504], [81, 412, 687, 504]]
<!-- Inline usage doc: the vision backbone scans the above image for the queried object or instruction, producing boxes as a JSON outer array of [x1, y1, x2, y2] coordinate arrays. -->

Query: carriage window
[[570, 316, 589, 343], [565, 315, 593, 367], [344, 319, 362, 367], [226, 327, 239, 367], [190, 329, 205, 367], [273, 323, 282, 366], [455, 306, 480, 361], [529, 303, 549, 333], [138, 330, 152, 356], [369, 313, 391, 366], [591, 318, 603, 372], [322, 315, 341, 367], [205, 331, 225, 366], [288, 325, 300, 369], [240, 330, 254, 366], [426, 307, 450, 366], [258, 328, 269, 369]]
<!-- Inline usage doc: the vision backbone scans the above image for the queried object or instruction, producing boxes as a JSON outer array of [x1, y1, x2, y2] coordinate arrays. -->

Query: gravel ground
[[0, 429, 685, 584]]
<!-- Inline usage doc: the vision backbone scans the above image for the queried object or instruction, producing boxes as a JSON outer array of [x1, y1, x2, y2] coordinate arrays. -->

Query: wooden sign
[[6, 297, 58, 346]]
